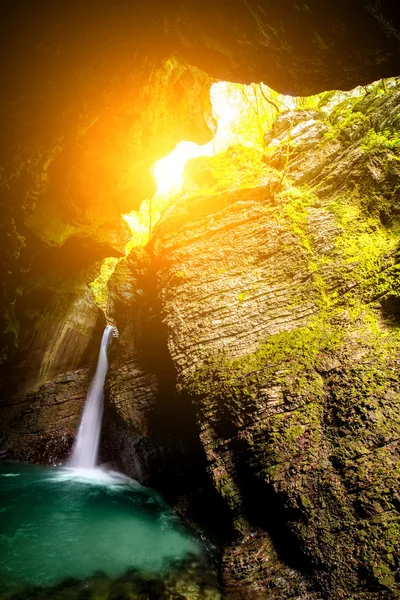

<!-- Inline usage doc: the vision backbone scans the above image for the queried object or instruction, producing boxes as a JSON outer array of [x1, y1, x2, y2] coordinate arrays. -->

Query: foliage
[[361, 128, 400, 154], [183, 144, 273, 195], [212, 83, 344, 151], [89, 257, 118, 312], [123, 77, 400, 253], [323, 111, 370, 142], [122, 76, 400, 295], [327, 189, 400, 305], [211, 82, 281, 150], [172, 76, 400, 595]]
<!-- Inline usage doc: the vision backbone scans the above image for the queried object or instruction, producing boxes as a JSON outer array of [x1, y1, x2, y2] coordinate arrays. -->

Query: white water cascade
[[68, 325, 115, 469]]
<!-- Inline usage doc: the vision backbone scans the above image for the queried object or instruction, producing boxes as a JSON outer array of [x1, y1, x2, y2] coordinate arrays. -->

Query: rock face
[[167, 0, 400, 94], [104, 249, 234, 542], [1, 4, 400, 597], [1, 0, 400, 454], [0, 256, 106, 463], [107, 85, 400, 598], [0, 368, 93, 464], [0, 37, 215, 454], [0, 52, 214, 370], [2, 0, 400, 370]]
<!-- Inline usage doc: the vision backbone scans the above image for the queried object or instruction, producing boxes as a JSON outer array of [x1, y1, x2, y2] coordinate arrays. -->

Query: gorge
[[1, 2, 400, 600]]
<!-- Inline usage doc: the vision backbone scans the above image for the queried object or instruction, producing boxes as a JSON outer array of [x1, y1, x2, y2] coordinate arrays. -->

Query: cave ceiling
[[2, 1, 400, 97]]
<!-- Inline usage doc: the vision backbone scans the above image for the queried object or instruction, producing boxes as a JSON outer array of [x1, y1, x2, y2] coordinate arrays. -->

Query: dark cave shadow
[[227, 434, 314, 576], [380, 294, 400, 327]]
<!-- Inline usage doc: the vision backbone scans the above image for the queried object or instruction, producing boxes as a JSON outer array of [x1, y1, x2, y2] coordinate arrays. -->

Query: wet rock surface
[[1, 4, 400, 595], [3, 556, 222, 600], [0, 46, 214, 375], [106, 88, 400, 598], [0, 368, 92, 464], [0, 256, 106, 461], [2, 0, 400, 373], [2, 84, 400, 598]]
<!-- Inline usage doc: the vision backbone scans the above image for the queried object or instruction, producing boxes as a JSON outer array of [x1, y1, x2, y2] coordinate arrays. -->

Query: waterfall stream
[[0, 462, 210, 598], [68, 325, 114, 469], [0, 324, 217, 598]]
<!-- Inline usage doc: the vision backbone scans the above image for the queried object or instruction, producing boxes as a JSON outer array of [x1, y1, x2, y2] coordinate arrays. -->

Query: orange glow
[[151, 80, 297, 196], [125, 81, 293, 243], [152, 81, 247, 196]]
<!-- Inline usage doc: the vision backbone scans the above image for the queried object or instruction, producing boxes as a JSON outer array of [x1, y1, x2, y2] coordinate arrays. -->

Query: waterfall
[[68, 325, 114, 469]]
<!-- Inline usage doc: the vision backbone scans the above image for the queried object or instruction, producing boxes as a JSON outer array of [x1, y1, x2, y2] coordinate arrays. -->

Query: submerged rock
[[0, 462, 221, 600]]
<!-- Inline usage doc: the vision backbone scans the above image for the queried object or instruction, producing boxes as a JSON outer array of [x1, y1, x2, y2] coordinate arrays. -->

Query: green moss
[[179, 83, 400, 594], [362, 129, 400, 154], [184, 144, 272, 194], [182, 177, 400, 588], [323, 111, 370, 143], [89, 257, 119, 312], [184, 172, 400, 406], [185, 317, 343, 414], [274, 184, 333, 309], [327, 189, 400, 303], [70, 417, 80, 431]]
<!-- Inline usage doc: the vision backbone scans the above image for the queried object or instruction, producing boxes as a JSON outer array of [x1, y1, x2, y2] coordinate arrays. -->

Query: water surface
[[0, 462, 216, 599]]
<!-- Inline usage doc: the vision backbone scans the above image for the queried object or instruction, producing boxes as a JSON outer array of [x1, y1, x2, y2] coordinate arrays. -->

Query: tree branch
[[258, 84, 281, 112]]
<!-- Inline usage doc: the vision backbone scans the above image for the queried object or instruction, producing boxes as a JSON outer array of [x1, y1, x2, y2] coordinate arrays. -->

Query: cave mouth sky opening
[[89, 76, 393, 313], [2, 3, 400, 598], [123, 78, 370, 244]]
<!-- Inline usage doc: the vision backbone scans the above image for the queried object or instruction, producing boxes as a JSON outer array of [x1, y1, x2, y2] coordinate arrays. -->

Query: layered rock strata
[[2, 0, 400, 466], [0, 48, 214, 461], [2, 0, 400, 374], [0, 368, 93, 464], [107, 86, 400, 598]]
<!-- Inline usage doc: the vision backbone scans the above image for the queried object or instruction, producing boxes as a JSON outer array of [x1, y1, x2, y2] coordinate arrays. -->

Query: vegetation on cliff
[[2, 63, 400, 599], [144, 77, 400, 598]]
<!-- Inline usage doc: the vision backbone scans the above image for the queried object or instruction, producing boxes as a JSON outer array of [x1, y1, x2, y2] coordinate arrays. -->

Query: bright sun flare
[[124, 80, 296, 244], [152, 141, 214, 196], [152, 82, 238, 196]]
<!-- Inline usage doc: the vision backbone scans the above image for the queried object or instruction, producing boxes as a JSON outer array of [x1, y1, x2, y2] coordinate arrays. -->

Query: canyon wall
[[2, 0, 400, 461], [0, 52, 214, 461], [3, 80, 399, 599], [106, 85, 400, 598], [2, 0, 400, 378], [1, 4, 400, 598]]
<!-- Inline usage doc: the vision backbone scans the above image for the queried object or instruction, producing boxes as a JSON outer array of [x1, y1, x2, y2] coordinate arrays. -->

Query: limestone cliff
[[0, 257, 106, 462], [106, 85, 400, 598], [1, 4, 400, 597], [2, 0, 400, 376], [0, 53, 214, 375], [2, 0, 400, 458], [0, 47, 215, 460]]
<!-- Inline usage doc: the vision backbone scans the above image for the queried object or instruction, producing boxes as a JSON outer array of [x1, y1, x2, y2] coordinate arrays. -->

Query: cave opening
[[2, 2, 400, 597]]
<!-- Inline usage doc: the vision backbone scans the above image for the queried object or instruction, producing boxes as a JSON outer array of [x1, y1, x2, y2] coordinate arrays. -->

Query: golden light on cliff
[[150, 80, 371, 201], [124, 81, 299, 244], [153, 141, 214, 195], [152, 82, 244, 196]]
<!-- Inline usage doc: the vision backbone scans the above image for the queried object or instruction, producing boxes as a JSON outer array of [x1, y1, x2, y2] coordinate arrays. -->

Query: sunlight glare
[[153, 140, 214, 196], [126, 80, 289, 244], [152, 82, 241, 196]]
